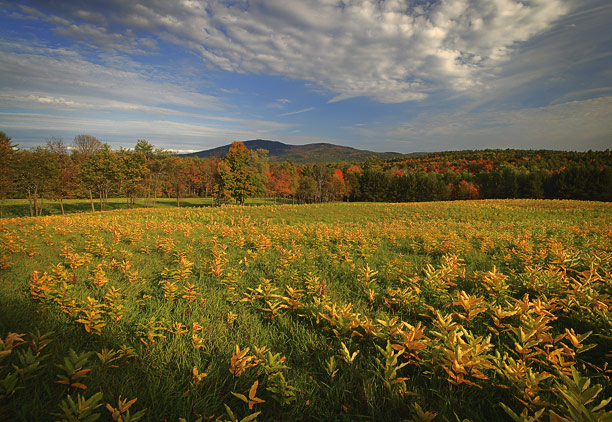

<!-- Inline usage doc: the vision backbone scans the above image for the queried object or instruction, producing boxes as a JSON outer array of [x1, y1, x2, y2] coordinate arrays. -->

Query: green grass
[[0, 196, 296, 218], [1, 199, 611, 421]]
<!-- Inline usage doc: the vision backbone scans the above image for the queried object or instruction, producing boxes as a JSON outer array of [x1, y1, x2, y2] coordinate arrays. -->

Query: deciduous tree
[[80, 144, 120, 211], [15, 147, 55, 216], [46, 137, 79, 214], [219, 142, 256, 205], [72, 134, 102, 155]]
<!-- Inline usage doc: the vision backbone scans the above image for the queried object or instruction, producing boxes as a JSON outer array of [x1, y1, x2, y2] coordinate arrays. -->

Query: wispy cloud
[[366, 96, 612, 151], [279, 107, 315, 117], [0, 111, 293, 150], [1, 1, 610, 153], [10, 0, 572, 104], [0, 41, 220, 112]]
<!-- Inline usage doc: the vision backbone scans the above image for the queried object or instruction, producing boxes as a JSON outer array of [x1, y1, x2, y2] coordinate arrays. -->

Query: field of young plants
[[1, 199, 611, 421]]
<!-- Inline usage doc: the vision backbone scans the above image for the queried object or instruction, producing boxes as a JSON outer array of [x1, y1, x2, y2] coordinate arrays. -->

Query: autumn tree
[[324, 169, 346, 201], [267, 164, 294, 203], [183, 157, 207, 197], [455, 180, 479, 200], [201, 156, 220, 202], [165, 155, 190, 207], [218, 142, 256, 205]]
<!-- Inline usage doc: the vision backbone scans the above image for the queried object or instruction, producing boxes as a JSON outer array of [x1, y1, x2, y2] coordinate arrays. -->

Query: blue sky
[[1, 0, 611, 153]]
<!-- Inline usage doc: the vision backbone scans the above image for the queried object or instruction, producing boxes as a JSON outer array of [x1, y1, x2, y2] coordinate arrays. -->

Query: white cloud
[[279, 107, 315, 117], [15, 0, 572, 103], [53, 23, 158, 54], [0, 41, 220, 111]]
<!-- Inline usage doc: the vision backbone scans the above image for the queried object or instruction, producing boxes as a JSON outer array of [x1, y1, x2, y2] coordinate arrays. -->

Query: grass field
[[0, 197, 295, 218], [1, 200, 611, 421]]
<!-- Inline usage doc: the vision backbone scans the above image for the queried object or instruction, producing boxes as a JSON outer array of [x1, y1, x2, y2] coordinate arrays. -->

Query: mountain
[[180, 139, 404, 163]]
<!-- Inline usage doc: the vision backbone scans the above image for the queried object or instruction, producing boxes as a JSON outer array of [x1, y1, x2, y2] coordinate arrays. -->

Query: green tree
[[46, 137, 79, 215], [148, 147, 172, 207], [15, 147, 56, 216], [0, 131, 17, 218], [295, 175, 316, 203], [134, 139, 155, 206], [358, 169, 390, 202], [134, 138, 154, 156], [80, 144, 120, 211], [249, 148, 270, 198], [71, 134, 102, 211], [118, 148, 149, 208]]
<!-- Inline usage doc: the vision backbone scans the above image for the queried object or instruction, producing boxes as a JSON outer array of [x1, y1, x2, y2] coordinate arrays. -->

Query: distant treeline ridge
[[1, 131, 611, 217]]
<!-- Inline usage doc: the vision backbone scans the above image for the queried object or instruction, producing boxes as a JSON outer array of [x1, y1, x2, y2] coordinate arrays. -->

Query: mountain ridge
[[179, 139, 404, 163]]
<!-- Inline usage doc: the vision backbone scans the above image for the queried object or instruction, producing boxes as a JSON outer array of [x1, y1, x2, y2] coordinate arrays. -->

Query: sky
[[1, 0, 611, 154]]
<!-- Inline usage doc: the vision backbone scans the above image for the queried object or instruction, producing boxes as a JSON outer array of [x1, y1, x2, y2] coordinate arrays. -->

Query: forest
[[1, 131, 611, 218]]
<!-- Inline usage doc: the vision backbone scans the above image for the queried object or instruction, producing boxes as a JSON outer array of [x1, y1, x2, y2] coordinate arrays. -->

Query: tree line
[[1, 131, 611, 217]]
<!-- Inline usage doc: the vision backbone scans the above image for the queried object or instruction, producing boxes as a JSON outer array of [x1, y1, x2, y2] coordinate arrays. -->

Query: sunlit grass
[[1, 199, 611, 421]]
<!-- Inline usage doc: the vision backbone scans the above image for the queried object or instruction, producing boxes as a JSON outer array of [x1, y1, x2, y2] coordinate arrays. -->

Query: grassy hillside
[[1, 200, 611, 421], [181, 139, 404, 163]]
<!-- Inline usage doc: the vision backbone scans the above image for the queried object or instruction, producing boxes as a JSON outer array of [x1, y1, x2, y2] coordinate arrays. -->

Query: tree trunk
[[145, 181, 151, 207], [99, 190, 103, 211], [59, 198, 65, 215], [33, 191, 40, 216], [89, 190, 95, 212], [176, 186, 180, 207], [38, 197, 44, 216], [153, 175, 160, 208], [27, 188, 34, 217]]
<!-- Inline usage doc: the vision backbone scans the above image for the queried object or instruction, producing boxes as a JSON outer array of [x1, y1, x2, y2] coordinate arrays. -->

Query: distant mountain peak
[[180, 139, 402, 163]]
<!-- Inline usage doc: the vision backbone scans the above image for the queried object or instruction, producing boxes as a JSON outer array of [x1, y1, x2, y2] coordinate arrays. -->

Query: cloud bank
[[14, 0, 571, 103]]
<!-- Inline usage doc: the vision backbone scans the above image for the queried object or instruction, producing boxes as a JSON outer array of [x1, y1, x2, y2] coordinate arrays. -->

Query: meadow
[[1, 200, 611, 421], [0, 197, 294, 218]]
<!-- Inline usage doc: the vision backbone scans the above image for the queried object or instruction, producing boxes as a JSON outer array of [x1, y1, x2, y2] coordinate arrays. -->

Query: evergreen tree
[[0, 131, 16, 218]]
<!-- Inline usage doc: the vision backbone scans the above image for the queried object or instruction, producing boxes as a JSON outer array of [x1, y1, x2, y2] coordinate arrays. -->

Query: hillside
[[180, 139, 404, 163]]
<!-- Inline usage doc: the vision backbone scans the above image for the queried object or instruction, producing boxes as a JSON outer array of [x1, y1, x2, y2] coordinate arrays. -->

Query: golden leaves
[[229, 345, 258, 377]]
